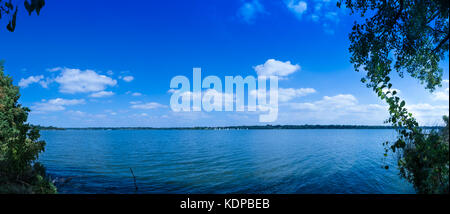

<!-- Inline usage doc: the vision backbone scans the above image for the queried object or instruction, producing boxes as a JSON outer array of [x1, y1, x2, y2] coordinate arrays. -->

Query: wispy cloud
[[89, 91, 115, 98], [18, 75, 44, 88], [275, 94, 388, 124], [131, 102, 167, 109], [238, 0, 265, 23], [286, 0, 308, 18], [284, 92, 448, 125], [431, 79, 449, 102], [407, 103, 449, 125], [32, 98, 85, 112], [286, 0, 342, 34], [122, 75, 134, 82], [278, 88, 316, 102]]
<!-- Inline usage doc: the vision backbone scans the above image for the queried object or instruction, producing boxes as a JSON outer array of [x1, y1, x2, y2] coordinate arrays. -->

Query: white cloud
[[287, 0, 307, 17], [431, 79, 449, 102], [89, 91, 115, 98], [32, 98, 85, 112], [278, 88, 316, 102], [286, 0, 341, 34], [289, 94, 387, 115], [408, 103, 448, 111], [38, 77, 53, 88], [47, 98, 85, 106], [280, 94, 389, 124], [407, 103, 449, 125], [291, 94, 358, 110], [18, 75, 44, 88], [122, 76, 134, 82], [285, 93, 448, 125], [254, 59, 300, 78], [432, 91, 449, 102], [52, 67, 117, 94], [131, 102, 167, 109], [238, 0, 265, 23], [131, 92, 142, 96]]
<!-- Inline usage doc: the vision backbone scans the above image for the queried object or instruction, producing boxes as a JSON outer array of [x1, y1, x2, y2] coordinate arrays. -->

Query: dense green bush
[[396, 116, 449, 194], [0, 61, 56, 194]]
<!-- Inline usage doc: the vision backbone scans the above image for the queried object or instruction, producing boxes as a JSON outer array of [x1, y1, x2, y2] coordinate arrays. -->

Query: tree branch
[[383, 0, 403, 34], [433, 33, 450, 53]]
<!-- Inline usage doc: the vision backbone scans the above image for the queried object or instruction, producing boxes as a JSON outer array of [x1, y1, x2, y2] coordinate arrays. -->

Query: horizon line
[[35, 124, 444, 130]]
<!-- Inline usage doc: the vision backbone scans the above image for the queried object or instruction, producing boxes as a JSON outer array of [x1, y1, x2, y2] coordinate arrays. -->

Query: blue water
[[38, 129, 415, 194]]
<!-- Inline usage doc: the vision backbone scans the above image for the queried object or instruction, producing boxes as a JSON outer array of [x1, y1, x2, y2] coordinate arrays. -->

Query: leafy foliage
[[395, 116, 449, 193], [0, 0, 45, 32], [341, 0, 449, 193], [0, 61, 56, 193]]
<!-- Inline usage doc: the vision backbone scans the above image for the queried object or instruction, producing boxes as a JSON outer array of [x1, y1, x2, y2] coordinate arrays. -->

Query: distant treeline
[[35, 124, 443, 130], [34, 125, 65, 130]]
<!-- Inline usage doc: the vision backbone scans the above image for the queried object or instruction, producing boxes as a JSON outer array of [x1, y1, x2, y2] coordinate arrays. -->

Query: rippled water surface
[[39, 129, 415, 194]]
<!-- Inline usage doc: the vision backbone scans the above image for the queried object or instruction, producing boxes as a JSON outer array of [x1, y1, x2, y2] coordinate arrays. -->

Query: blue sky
[[1, 0, 448, 127]]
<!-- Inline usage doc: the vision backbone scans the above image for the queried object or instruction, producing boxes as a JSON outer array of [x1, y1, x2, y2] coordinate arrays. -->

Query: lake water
[[39, 129, 415, 194]]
